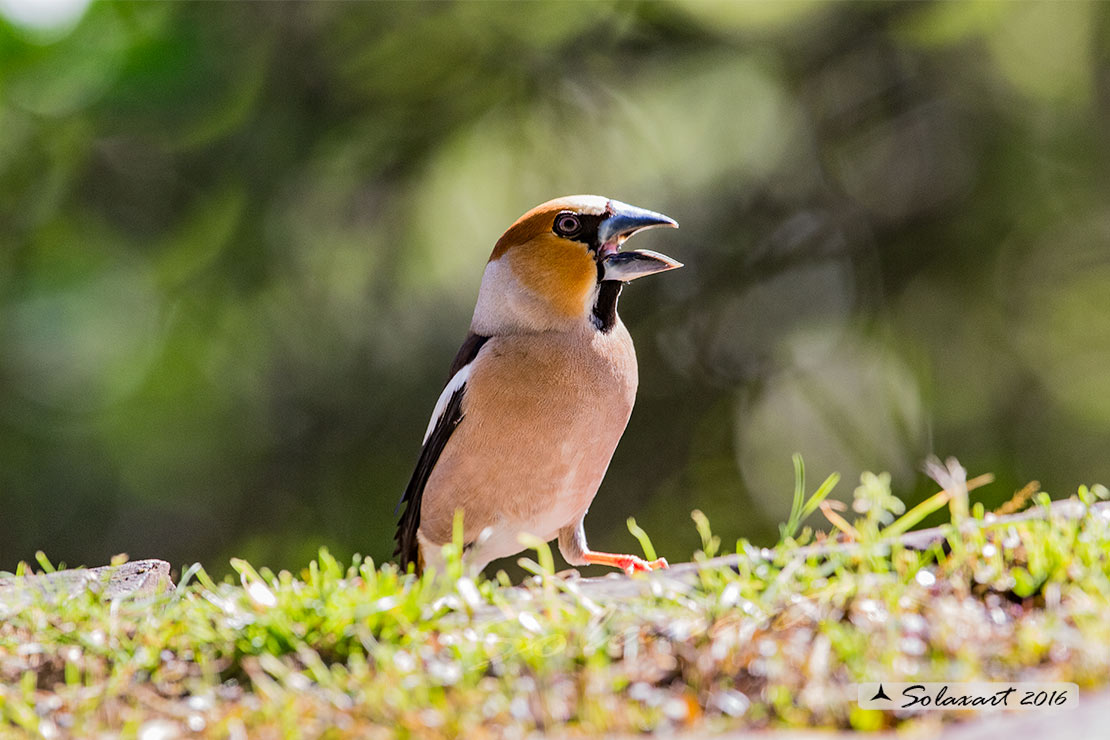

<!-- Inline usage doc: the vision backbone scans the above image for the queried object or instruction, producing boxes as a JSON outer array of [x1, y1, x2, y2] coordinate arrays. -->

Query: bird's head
[[471, 195, 681, 334]]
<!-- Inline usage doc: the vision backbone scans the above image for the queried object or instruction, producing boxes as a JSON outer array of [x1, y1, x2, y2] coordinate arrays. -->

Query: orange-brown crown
[[488, 195, 609, 262]]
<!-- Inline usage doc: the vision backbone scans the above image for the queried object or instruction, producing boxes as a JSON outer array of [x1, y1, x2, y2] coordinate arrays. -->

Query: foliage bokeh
[[2, 1, 1108, 574]]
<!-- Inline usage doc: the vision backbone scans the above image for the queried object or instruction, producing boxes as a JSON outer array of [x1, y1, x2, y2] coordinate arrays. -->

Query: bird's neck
[[591, 281, 623, 333], [472, 258, 602, 335]]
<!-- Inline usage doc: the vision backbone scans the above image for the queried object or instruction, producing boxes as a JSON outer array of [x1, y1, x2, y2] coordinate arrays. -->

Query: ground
[[1, 463, 1109, 738]]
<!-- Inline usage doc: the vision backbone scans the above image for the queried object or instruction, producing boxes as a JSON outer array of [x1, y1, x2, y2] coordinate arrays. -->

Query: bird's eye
[[553, 212, 582, 237]]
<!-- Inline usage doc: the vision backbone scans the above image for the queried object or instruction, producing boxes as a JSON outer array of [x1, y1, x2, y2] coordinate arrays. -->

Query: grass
[[3, 461, 1110, 737]]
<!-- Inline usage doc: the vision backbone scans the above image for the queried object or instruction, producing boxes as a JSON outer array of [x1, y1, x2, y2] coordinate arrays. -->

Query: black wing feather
[[393, 333, 490, 570], [448, 332, 490, 379]]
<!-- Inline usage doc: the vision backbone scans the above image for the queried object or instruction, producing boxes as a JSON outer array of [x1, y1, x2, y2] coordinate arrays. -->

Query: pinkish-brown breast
[[418, 320, 638, 556]]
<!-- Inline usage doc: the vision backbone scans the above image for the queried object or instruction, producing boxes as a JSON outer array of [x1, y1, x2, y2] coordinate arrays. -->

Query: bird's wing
[[394, 332, 491, 570]]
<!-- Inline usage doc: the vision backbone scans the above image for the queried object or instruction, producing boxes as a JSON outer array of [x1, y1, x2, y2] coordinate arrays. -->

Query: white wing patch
[[423, 363, 472, 445]]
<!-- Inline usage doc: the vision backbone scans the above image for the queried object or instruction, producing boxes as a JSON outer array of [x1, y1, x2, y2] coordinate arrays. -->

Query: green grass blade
[[800, 472, 840, 522], [34, 551, 55, 574], [780, 453, 807, 540], [626, 517, 658, 562], [883, 489, 951, 540]]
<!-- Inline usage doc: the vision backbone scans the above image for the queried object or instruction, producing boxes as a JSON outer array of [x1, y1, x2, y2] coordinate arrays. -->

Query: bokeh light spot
[[0, 0, 90, 35]]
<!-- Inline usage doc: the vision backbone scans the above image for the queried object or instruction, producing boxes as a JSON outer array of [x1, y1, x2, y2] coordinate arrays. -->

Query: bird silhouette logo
[[870, 684, 892, 702]]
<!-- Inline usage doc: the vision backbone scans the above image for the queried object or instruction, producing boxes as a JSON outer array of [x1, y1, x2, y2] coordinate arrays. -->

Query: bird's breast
[[418, 321, 639, 549]]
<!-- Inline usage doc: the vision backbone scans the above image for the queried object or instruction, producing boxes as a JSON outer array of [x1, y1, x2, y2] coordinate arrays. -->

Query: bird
[[394, 195, 681, 576]]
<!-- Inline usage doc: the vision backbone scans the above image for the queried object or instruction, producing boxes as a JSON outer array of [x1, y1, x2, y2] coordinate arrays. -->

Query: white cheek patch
[[471, 259, 510, 334], [472, 258, 554, 334], [424, 364, 471, 444]]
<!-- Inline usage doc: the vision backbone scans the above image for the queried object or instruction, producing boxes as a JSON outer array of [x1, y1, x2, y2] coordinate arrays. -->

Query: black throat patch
[[592, 281, 623, 333]]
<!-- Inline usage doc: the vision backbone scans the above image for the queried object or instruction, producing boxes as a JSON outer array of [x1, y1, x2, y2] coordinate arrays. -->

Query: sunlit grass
[[2, 468, 1110, 736]]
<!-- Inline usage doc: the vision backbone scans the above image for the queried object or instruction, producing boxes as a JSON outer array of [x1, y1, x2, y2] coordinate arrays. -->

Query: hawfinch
[[394, 195, 681, 576]]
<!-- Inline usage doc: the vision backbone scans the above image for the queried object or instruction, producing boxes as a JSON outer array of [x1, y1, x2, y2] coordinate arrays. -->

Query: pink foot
[[583, 551, 669, 575]]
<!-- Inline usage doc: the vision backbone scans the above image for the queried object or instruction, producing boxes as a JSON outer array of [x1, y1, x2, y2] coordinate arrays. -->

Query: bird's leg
[[558, 517, 668, 576], [580, 549, 669, 575]]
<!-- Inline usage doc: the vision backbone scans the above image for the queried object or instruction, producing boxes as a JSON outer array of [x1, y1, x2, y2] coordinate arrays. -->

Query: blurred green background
[[2, 0, 1109, 576]]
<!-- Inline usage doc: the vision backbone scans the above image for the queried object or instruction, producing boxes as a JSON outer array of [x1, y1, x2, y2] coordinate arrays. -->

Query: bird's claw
[[580, 550, 669, 575], [616, 555, 669, 575]]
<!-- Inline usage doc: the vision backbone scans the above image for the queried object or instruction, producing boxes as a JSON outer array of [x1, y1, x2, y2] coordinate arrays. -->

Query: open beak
[[598, 200, 682, 282]]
